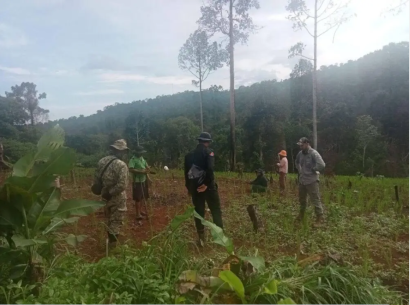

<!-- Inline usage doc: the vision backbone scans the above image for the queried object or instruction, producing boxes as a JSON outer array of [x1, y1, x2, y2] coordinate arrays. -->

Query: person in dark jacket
[[184, 132, 223, 246], [250, 169, 269, 193]]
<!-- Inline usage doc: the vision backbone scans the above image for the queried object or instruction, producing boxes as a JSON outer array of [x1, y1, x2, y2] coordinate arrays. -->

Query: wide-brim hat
[[135, 145, 147, 154], [110, 139, 129, 151], [197, 132, 212, 142], [255, 168, 265, 174], [297, 137, 310, 145], [279, 150, 287, 157]]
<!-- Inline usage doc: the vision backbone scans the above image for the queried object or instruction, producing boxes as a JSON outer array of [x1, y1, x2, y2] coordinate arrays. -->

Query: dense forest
[[0, 42, 409, 177]]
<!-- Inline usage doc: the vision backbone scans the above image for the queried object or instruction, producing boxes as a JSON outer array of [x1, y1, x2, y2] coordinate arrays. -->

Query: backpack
[[91, 157, 117, 195], [187, 153, 206, 190]]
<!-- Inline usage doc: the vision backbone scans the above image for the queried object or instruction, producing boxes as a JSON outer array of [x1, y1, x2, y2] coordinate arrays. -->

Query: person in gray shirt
[[295, 137, 325, 226]]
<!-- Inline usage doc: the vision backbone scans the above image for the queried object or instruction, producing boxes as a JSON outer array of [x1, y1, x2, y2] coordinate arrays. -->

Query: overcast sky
[[0, 0, 408, 120]]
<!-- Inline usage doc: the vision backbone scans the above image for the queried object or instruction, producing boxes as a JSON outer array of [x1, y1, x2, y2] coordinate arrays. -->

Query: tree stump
[[70, 169, 76, 186], [246, 204, 262, 233]]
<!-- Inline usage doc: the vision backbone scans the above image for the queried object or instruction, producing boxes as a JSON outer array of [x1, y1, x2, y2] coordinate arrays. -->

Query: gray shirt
[[295, 147, 325, 185]]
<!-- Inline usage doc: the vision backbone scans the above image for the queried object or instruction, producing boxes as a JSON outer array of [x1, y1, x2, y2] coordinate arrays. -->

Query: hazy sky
[[0, 0, 408, 120]]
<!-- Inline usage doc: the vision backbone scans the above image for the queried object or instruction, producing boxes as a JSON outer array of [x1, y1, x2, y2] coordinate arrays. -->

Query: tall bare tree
[[178, 30, 227, 131], [286, 0, 353, 149], [198, 0, 260, 171]]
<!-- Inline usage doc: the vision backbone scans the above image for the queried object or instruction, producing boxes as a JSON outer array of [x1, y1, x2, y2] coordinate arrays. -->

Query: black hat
[[135, 146, 147, 153], [255, 168, 265, 174], [297, 137, 310, 145], [197, 132, 212, 142]]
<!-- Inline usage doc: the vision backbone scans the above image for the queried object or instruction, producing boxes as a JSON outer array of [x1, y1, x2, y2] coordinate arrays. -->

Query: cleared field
[[58, 168, 409, 298]]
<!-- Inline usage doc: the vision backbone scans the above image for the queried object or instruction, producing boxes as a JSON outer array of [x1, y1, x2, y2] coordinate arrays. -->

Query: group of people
[[249, 149, 288, 194], [93, 132, 326, 249]]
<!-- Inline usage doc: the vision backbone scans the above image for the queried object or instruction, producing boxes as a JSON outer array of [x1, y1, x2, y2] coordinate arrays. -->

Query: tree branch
[[317, 3, 346, 23], [300, 54, 314, 61], [317, 21, 342, 38], [317, 0, 332, 17], [186, 68, 200, 80], [293, 12, 314, 37], [332, 22, 342, 43]]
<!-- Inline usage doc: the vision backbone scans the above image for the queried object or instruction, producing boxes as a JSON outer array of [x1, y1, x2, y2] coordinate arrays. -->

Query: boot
[[313, 214, 324, 228], [107, 232, 118, 249], [197, 232, 205, 248]]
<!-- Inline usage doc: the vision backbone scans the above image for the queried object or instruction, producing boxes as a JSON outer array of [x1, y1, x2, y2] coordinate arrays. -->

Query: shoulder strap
[[100, 157, 118, 180]]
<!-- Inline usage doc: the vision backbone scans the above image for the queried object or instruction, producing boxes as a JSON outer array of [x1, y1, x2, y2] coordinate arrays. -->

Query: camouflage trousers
[[105, 197, 127, 235], [299, 181, 323, 216]]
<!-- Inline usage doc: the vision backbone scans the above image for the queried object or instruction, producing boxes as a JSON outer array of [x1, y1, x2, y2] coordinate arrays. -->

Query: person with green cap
[[250, 169, 269, 193], [184, 132, 224, 246], [128, 145, 151, 223], [93, 139, 130, 249]]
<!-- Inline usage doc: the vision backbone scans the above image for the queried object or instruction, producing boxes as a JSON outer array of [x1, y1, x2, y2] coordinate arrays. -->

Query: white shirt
[[278, 157, 288, 174]]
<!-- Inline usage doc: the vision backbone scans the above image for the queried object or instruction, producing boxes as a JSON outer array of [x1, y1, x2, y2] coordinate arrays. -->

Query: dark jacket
[[184, 144, 216, 191], [251, 175, 268, 193]]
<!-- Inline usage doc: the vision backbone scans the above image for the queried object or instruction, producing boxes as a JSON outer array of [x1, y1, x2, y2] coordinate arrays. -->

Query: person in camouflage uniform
[[94, 139, 129, 247], [295, 137, 325, 227]]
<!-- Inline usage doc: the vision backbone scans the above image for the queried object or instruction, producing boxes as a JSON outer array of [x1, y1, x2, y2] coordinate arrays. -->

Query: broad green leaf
[[194, 211, 234, 254], [219, 270, 245, 301], [278, 297, 296, 304], [263, 279, 279, 295], [175, 296, 186, 304], [171, 206, 194, 230], [12, 235, 47, 247], [6, 175, 56, 193], [11, 125, 65, 177], [43, 217, 80, 235], [0, 185, 25, 228], [35, 124, 65, 161], [31, 188, 61, 233], [65, 234, 87, 247], [54, 199, 104, 218], [239, 255, 265, 272], [12, 152, 35, 177], [178, 270, 227, 289], [32, 147, 76, 177], [6, 176, 55, 193]]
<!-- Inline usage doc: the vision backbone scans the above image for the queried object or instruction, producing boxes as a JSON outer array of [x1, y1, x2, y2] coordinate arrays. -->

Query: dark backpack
[[91, 157, 117, 195], [187, 152, 206, 190]]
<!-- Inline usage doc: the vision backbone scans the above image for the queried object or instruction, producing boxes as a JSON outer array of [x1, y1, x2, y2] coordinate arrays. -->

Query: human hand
[[197, 184, 208, 193], [102, 191, 112, 201]]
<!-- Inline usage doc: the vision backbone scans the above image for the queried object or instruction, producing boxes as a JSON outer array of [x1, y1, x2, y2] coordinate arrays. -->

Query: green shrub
[[2, 139, 36, 162], [76, 152, 105, 168]]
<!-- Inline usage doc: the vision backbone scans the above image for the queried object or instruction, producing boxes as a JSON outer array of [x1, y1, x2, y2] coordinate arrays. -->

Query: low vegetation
[[0, 126, 408, 304]]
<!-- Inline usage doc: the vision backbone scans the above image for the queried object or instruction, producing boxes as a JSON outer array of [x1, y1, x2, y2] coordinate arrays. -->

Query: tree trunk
[[229, 0, 236, 171], [30, 110, 35, 127], [199, 80, 204, 132], [312, 0, 318, 150], [362, 145, 367, 169]]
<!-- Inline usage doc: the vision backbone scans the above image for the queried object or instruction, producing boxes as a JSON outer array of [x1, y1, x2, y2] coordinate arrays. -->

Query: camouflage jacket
[[295, 148, 325, 185], [94, 155, 129, 201]]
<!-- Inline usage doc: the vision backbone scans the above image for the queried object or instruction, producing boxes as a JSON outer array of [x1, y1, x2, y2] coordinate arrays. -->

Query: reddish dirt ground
[[58, 175, 254, 261]]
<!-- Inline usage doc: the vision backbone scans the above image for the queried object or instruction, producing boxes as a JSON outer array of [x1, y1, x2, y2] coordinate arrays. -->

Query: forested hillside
[[1, 42, 409, 176]]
